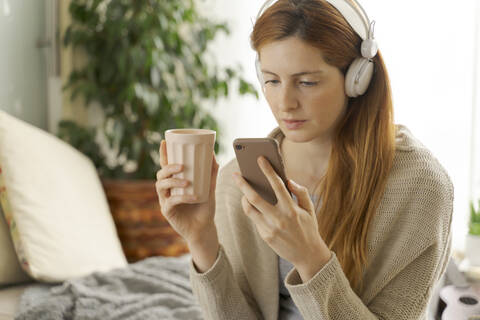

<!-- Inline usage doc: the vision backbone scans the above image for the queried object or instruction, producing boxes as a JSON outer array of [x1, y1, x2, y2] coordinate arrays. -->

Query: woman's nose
[[278, 85, 299, 111]]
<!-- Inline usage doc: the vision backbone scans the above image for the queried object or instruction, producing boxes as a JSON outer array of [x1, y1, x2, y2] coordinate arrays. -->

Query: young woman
[[155, 0, 454, 319]]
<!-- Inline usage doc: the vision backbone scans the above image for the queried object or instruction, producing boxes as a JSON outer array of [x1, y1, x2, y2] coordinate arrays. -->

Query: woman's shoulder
[[383, 124, 454, 242], [365, 127, 454, 301], [392, 124, 453, 195], [369, 125, 454, 259], [394, 123, 425, 152]]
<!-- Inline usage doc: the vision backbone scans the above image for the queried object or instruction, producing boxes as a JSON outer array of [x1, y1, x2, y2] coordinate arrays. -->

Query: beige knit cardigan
[[189, 124, 453, 320]]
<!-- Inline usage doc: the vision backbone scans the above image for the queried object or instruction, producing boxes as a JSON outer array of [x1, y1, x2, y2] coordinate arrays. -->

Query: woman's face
[[258, 36, 348, 143]]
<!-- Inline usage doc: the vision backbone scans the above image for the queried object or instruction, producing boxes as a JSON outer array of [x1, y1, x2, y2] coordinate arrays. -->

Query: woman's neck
[[280, 136, 331, 181]]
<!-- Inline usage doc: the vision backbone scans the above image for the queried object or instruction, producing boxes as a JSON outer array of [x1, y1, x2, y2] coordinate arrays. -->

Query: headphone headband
[[325, 0, 371, 40], [255, 0, 375, 42]]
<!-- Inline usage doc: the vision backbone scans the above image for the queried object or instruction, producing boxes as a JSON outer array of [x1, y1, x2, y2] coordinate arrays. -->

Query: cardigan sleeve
[[284, 167, 454, 320], [189, 244, 262, 320], [284, 238, 451, 319], [188, 159, 263, 319]]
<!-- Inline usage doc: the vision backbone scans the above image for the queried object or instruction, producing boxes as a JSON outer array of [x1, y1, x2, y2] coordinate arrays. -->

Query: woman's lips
[[283, 120, 307, 130]]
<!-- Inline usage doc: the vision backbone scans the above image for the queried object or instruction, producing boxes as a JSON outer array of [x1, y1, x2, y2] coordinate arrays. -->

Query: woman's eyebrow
[[261, 70, 324, 77]]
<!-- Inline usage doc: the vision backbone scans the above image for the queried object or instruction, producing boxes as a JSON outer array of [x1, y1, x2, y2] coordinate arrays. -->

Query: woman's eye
[[263, 80, 318, 86], [300, 81, 318, 86], [264, 80, 279, 85]]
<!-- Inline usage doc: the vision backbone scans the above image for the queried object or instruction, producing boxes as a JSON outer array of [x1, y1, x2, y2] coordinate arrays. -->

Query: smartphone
[[233, 138, 292, 206]]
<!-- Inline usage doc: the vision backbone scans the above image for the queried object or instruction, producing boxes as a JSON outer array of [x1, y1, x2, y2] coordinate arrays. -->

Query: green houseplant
[[466, 200, 480, 266], [57, 0, 258, 261], [469, 200, 480, 236], [58, 0, 258, 180]]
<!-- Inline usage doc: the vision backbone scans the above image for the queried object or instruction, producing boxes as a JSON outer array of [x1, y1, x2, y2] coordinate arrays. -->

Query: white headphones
[[254, 0, 378, 98]]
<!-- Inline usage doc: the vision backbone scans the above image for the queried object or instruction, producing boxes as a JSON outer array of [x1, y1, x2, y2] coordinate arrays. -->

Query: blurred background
[[0, 0, 479, 256]]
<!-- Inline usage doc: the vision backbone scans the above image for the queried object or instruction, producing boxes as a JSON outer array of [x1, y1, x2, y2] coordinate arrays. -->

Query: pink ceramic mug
[[164, 128, 216, 203]]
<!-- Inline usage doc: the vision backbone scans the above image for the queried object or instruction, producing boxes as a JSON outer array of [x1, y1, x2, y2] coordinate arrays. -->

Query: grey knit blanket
[[15, 254, 203, 320]]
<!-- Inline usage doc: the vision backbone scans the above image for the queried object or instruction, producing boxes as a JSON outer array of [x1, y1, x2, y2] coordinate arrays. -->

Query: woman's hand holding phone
[[155, 140, 219, 246], [232, 156, 332, 282]]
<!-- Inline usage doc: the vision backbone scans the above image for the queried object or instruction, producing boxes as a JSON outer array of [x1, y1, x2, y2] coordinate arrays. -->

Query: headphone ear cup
[[345, 57, 374, 97]]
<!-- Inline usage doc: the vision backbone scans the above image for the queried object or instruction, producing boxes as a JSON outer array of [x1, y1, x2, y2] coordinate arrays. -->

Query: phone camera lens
[[235, 145, 243, 150]]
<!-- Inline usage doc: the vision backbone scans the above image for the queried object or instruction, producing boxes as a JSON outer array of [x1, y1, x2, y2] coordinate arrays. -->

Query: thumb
[[288, 179, 315, 214]]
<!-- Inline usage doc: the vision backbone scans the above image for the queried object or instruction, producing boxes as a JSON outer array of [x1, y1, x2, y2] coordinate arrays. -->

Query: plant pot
[[465, 234, 480, 266], [101, 179, 189, 263]]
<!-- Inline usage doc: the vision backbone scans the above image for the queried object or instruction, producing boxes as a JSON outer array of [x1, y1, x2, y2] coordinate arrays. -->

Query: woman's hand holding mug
[[155, 139, 219, 246]]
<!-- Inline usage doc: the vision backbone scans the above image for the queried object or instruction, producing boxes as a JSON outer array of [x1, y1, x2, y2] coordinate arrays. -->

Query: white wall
[[198, 0, 479, 253]]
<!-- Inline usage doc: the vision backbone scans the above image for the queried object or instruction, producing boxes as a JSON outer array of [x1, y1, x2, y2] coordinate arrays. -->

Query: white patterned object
[[0, 110, 127, 282]]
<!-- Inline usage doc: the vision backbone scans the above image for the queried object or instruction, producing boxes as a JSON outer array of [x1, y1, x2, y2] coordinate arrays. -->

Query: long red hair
[[251, 0, 396, 294]]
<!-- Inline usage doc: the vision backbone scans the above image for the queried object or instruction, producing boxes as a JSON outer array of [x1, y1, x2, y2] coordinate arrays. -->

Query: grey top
[[278, 193, 320, 320], [278, 256, 303, 320]]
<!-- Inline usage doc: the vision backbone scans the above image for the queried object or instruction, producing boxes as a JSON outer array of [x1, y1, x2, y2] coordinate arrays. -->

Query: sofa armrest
[[0, 283, 34, 320]]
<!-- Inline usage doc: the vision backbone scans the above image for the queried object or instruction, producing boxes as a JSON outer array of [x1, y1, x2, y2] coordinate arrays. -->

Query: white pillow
[[0, 205, 31, 286], [0, 111, 127, 282]]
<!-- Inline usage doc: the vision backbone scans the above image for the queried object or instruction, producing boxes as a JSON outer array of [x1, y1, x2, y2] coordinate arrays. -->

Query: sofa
[[0, 283, 31, 320]]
